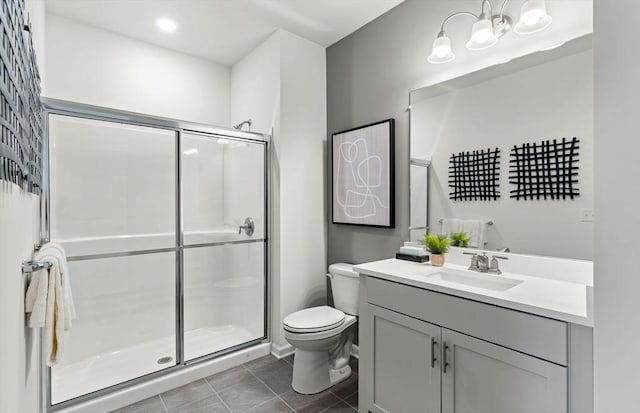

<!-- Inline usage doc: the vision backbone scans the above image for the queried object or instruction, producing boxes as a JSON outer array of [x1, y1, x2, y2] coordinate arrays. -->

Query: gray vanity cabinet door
[[441, 329, 567, 413], [366, 304, 441, 413]]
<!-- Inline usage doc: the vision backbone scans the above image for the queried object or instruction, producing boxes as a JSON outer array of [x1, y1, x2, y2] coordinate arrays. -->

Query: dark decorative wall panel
[[509, 137, 580, 200], [448, 147, 501, 201], [0, 0, 42, 193]]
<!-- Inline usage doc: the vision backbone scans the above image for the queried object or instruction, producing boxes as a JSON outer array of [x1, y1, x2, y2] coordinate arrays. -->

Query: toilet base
[[291, 348, 352, 395]]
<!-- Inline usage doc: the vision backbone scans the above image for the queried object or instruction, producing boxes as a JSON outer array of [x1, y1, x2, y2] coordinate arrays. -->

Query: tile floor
[[112, 354, 359, 413]]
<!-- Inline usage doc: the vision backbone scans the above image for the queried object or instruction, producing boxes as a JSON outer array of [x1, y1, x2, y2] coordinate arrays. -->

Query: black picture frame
[[331, 119, 395, 228]]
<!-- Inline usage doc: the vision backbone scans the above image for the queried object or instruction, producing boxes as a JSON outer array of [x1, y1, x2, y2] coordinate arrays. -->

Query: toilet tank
[[328, 263, 360, 316]]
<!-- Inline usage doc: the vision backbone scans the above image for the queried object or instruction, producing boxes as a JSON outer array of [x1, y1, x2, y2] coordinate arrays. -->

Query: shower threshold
[[51, 325, 258, 405]]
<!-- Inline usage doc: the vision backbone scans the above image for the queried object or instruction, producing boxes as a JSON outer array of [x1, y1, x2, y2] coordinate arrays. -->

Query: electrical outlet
[[580, 209, 594, 222]]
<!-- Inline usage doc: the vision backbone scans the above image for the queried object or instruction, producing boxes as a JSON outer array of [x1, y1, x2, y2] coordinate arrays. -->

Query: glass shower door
[[48, 115, 177, 404], [182, 132, 266, 361], [45, 108, 269, 407]]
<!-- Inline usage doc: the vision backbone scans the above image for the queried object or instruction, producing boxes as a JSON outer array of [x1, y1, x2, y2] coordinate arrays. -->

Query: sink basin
[[425, 268, 523, 292]]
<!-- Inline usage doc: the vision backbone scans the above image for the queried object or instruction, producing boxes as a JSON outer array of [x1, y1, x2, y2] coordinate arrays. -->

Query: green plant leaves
[[450, 231, 470, 247], [423, 233, 451, 254]]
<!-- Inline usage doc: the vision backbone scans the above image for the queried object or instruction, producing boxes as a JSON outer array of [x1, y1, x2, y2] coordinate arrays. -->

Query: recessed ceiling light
[[156, 18, 177, 33]]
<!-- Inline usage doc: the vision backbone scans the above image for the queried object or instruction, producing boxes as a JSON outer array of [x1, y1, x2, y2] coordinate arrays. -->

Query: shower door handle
[[238, 217, 255, 236]]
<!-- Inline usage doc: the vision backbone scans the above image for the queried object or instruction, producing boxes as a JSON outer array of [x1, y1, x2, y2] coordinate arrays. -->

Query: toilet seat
[[283, 306, 346, 334], [284, 314, 356, 342]]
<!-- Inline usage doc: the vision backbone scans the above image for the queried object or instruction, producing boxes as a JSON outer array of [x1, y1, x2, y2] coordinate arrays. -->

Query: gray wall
[[327, 0, 427, 265], [326, 0, 592, 266]]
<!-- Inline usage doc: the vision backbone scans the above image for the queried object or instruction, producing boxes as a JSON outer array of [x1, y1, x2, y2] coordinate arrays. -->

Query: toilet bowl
[[282, 263, 360, 394]]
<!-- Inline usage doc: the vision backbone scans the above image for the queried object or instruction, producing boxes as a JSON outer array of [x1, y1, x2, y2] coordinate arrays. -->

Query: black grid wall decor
[[0, 0, 43, 194], [509, 137, 580, 200], [448, 147, 501, 201]]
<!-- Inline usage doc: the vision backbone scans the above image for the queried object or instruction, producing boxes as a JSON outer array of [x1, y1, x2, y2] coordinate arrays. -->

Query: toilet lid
[[283, 306, 345, 333], [329, 263, 358, 278]]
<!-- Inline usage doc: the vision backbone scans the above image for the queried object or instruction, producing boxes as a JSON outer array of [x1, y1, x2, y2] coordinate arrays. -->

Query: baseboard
[[271, 343, 360, 360], [271, 342, 294, 359]]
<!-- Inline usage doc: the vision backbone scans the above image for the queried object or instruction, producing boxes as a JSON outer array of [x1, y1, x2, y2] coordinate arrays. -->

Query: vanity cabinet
[[367, 304, 441, 413], [359, 276, 570, 413], [441, 329, 566, 413]]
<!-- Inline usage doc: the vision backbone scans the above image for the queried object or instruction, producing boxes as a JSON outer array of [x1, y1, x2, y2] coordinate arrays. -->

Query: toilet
[[282, 263, 360, 394]]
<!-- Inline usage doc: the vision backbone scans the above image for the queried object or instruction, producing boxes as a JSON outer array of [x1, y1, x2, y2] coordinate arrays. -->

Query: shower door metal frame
[[40, 98, 271, 412]]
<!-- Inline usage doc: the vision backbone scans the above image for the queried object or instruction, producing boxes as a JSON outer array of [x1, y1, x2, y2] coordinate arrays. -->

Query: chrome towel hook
[[22, 260, 53, 274]]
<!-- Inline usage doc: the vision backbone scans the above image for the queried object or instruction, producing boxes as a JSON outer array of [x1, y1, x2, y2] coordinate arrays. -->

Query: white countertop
[[354, 258, 593, 327]]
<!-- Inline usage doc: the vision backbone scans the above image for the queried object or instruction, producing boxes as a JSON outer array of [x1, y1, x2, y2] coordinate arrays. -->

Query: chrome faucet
[[464, 252, 508, 274], [477, 253, 489, 272]]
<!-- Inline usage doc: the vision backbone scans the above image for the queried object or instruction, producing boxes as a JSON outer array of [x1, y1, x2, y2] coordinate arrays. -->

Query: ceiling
[[45, 0, 406, 66]]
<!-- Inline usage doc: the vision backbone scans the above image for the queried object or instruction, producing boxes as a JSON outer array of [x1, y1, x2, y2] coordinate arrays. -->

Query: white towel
[[399, 246, 428, 257], [25, 242, 76, 366], [441, 218, 463, 236], [461, 220, 487, 248], [43, 243, 76, 329]]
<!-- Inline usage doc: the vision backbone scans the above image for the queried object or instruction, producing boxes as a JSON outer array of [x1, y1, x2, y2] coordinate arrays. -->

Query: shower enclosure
[[41, 99, 269, 410]]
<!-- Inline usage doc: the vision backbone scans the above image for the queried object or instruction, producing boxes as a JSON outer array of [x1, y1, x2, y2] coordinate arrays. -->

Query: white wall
[[231, 30, 327, 349], [0, 185, 41, 413], [277, 31, 327, 347], [0, 2, 46, 412], [230, 32, 284, 350], [45, 13, 231, 126], [593, 2, 640, 412], [412, 50, 593, 260], [230, 33, 281, 133]]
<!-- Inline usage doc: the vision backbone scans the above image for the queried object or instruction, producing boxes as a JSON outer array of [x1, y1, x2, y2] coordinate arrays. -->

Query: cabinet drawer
[[366, 276, 567, 365]]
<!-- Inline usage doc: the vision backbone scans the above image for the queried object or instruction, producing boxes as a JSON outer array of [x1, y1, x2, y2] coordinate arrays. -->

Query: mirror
[[409, 35, 593, 260]]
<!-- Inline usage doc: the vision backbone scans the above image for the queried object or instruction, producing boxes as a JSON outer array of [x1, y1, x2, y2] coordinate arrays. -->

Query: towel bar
[[22, 260, 53, 274], [438, 219, 493, 226], [408, 225, 430, 231]]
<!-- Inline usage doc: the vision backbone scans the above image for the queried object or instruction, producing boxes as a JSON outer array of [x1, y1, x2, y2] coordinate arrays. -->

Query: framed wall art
[[332, 119, 395, 228]]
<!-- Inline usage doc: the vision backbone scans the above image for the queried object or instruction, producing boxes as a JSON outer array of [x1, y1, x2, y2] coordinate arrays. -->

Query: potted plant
[[423, 234, 450, 267], [450, 231, 470, 248]]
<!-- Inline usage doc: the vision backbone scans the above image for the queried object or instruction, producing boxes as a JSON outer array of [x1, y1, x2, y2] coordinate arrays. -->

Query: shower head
[[233, 119, 252, 130]]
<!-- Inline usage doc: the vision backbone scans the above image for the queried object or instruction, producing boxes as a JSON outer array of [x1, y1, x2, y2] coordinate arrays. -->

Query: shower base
[[51, 325, 257, 405]]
